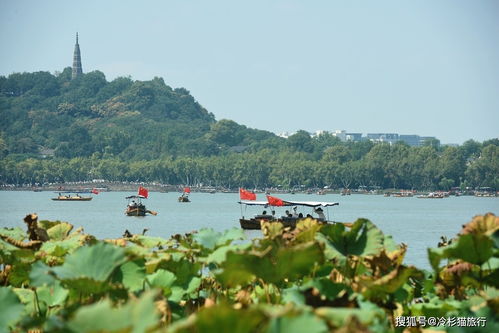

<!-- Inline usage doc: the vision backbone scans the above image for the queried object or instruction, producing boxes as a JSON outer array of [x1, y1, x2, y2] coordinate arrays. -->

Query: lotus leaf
[[0, 287, 25, 333], [117, 259, 146, 292], [316, 304, 387, 328], [0, 227, 26, 241], [203, 243, 251, 265], [217, 241, 324, 287], [267, 312, 328, 333], [128, 234, 173, 249], [154, 258, 201, 287], [52, 242, 126, 281], [44, 222, 73, 241], [281, 286, 306, 305], [67, 291, 159, 333], [358, 266, 422, 301], [29, 261, 56, 287], [146, 269, 176, 291], [169, 277, 201, 302], [319, 219, 384, 262], [429, 233, 494, 270], [169, 303, 267, 333]]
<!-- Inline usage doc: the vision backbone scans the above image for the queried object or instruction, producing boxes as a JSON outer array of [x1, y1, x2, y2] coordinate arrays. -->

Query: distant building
[[72, 33, 83, 79], [399, 135, 421, 147], [345, 133, 362, 142]]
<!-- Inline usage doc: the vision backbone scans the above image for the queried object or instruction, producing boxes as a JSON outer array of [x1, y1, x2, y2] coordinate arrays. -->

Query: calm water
[[0, 191, 497, 269]]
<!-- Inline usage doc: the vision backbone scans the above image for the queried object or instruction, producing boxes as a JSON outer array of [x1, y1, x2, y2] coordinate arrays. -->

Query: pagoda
[[71, 33, 83, 79]]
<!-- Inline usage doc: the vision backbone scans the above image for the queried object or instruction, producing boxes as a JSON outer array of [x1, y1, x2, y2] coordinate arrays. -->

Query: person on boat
[[298, 213, 304, 218], [129, 200, 137, 208], [314, 207, 326, 220], [292, 206, 299, 217]]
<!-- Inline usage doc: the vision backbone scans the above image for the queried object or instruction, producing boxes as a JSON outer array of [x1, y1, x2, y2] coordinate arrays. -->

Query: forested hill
[[0, 68, 278, 159], [0, 69, 498, 190]]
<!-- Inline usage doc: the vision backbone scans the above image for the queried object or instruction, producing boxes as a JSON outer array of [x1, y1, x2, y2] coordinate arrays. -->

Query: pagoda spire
[[72, 32, 83, 79]]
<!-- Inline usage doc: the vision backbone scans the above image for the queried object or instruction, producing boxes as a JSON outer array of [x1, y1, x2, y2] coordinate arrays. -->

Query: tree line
[[0, 70, 497, 190], [1, 139, 497, 190]]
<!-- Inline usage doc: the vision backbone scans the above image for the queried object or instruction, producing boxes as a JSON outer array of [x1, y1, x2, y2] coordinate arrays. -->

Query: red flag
[[184, 187, 191, 193], [138, 186, 149, 198], [239, 188, 256, 200], [266, 195, 284, 206], [91, 188, 99, 195]]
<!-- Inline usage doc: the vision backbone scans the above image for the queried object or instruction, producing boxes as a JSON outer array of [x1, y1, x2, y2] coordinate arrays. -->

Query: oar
[[146, 210, 158, 216]]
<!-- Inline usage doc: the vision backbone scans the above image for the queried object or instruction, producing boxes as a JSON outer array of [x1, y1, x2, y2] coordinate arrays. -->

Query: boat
[[238, 190, 341, 230], [125, 187, 157, 216], [51, 191, 93, 201], [417, 192, 445, 199], [178, 187, 191, 202]]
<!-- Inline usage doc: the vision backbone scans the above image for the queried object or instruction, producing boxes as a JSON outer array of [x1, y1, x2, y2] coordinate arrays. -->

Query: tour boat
[[125, 187, 157, 216], [238, 189, 341, 230], [51, 192, 93, 201]]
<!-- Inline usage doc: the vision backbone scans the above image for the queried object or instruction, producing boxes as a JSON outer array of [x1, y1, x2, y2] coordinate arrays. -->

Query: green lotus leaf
[[215, 251, 261, 287], [128, 235, 172, 249], [169, 277, 201, 302], [359, 266, 422, 300], [217, 228, 246, 246], [29, 260, 56, 287], [52, 242, 126, 282], [0, 287, 25, 333], [67, 291, 159, 333], [203, 243, 251, 265], [267, 312, 328, 333], [409, 297, 462, 317], [318, 219, 384, 262], [449, 233, 494, 265], [169, 303, 267, 333], [301, 278, 346, 300], [154, 258, 201, 287], [45, 222, 73, 241], [0, 227, 26, 241], [36, 281, 69, 308], [217, 241, 324, 287], [271, 242, 324, 284], [12, 287, 38, 315], [192, 228, 221, 250], [429, 233, 494, 270], [38, 237, 82, 258], [8, 261, 32, 287], [116, 259, 146, 292], [282, 286, 306, 305], [146, 269, 176, 290], [316, 304, 387, 328]]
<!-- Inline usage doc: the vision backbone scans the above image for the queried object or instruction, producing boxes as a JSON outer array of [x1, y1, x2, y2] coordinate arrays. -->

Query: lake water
[[0, 191, 497, 270]]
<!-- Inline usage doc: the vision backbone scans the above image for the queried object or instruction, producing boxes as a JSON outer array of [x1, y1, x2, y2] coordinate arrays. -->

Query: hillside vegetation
[[0, 70, 498, 190]]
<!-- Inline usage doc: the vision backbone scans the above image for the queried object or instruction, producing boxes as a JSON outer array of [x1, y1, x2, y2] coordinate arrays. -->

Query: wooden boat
[[52, 192, 92, 201], [238, 194, 340, 230], [178, 186, 191, 202], [417, 192, 445, 199], [125, 187, 157, 216]]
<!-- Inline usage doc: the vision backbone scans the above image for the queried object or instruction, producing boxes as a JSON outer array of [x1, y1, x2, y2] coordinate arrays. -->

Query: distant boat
[[125, 187, 157, 216], [417, 192, 445, 199], [178, 186, 191, 202], [238, 192, 345, 230], [51, 192, 92, 201]]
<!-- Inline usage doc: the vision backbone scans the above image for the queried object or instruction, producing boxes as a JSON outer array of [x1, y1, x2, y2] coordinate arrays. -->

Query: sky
[[1, 0, 498, 144]]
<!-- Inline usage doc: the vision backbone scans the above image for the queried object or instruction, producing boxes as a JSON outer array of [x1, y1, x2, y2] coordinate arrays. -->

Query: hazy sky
[[1, 0, 498, 144]]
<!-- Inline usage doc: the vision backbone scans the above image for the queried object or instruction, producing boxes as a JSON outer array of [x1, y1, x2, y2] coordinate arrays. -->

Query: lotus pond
[[0, 213, 498, 332]]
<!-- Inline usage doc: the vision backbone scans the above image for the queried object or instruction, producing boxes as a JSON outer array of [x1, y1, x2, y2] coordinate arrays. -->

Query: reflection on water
[[0, 191, 497, 269]]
